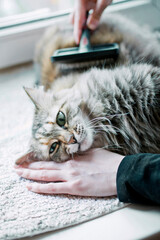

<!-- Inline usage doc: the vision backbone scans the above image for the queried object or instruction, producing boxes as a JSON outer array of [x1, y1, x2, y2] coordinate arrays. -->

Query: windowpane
[[0, 0, 74, 18], [0, 0, 133, 18]]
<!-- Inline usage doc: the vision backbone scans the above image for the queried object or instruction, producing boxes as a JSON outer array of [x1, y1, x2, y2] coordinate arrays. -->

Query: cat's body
[[35, 14, 160, 89], [26, 14, 160, 162]]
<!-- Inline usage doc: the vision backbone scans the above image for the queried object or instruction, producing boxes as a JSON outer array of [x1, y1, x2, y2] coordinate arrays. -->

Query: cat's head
[[23, 86, 94, 162]]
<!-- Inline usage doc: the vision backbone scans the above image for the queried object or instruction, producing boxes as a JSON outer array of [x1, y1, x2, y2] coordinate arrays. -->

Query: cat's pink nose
[[68, 135, 77, 144]]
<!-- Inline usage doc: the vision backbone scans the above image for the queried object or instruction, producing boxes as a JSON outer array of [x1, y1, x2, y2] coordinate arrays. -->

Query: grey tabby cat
[[16, 14, 160, 164]]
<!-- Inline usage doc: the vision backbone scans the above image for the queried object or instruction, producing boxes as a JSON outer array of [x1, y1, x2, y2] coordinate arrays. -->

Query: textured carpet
[[0, 65, 126, 240]]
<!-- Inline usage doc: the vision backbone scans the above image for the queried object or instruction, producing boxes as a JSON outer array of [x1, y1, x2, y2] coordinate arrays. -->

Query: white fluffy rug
[[0, 65, 126, 240]]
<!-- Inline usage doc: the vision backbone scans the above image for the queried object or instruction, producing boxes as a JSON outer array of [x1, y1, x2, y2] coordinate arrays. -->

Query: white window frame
[[0, 0, 159, 69]]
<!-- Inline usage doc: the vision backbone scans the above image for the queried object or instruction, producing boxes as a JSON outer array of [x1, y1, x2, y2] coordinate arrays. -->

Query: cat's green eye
[[56, 111, 66, 127], [49, 142, 59, 155]]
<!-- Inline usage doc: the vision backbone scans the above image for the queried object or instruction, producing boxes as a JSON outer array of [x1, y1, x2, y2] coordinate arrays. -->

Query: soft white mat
[[0, 65, 125, 240]]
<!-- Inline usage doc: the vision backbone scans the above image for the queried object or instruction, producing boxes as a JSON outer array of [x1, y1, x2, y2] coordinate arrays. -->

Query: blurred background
[[0, 0, 159, 69], [0, 0, 127, 18], [0, 0, 74, 17]]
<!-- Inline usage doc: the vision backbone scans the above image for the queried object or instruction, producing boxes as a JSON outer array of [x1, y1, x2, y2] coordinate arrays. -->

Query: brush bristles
[[57, 58, 116, 73]]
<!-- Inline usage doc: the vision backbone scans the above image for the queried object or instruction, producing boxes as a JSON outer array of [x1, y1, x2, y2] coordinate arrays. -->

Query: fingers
[[71, 0, 112, 44], [14, 161, 63, 170], [87, 0, 112, 30], [27, 182, 71, 194], [15, 168, 66, 182], [74, 2, 86, 44]]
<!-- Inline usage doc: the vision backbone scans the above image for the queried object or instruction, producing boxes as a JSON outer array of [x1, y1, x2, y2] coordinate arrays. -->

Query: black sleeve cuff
[[116, 154, 160, 205], [116, 155, 135, 203]]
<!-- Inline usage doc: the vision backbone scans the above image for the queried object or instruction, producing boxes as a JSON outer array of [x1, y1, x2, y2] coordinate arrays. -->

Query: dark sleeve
[[116, 153, 160, 205]]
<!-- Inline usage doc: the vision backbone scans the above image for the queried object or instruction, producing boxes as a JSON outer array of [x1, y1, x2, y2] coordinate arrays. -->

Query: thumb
[[87, 0, 112, 30]]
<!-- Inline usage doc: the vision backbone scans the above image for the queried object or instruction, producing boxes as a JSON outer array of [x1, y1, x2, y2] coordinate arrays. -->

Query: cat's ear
[[15, 151, 38, 165], [23, 87, 50, 109]]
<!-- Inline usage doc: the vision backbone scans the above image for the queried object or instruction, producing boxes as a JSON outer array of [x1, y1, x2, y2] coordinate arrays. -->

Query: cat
[[16, 14, 160, 164]]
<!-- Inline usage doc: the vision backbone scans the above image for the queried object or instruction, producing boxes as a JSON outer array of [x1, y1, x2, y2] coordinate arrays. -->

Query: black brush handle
[[79, 29, 91, 51], [79, 12, 91, 52]]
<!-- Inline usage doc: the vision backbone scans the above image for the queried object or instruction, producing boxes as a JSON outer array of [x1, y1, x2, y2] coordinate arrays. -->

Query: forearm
[[116, 153, 160, 205]]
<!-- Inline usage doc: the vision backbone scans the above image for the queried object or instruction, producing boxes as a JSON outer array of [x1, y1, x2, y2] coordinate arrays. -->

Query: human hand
[[71, 0, 112, 44], [14, 148, 124, 197]]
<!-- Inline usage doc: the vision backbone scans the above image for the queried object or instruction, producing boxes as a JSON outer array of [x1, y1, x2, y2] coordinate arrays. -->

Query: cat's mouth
[[66, 136, 91, 155], [65, 127, 93, 155]]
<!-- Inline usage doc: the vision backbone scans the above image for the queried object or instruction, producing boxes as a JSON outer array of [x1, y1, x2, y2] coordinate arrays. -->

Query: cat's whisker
[[86, 122, 100, 128], [89, 116, 112, 122], [27, 13, 160, 164], [77, 106, 83, 118], [87, 121, 100, 127], [86, 119, 102, 127], [92, 123, 120, 132], [107, 112, 129, 118], [88, 102, 101, 118], [89, 116, 107, 122]]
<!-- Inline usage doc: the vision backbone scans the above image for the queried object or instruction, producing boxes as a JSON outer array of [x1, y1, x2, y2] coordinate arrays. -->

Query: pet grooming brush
[[51, 17, 119, 65]]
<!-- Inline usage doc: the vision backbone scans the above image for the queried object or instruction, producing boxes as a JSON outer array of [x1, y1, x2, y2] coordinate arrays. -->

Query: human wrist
[[112, 154, 125, 195]]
